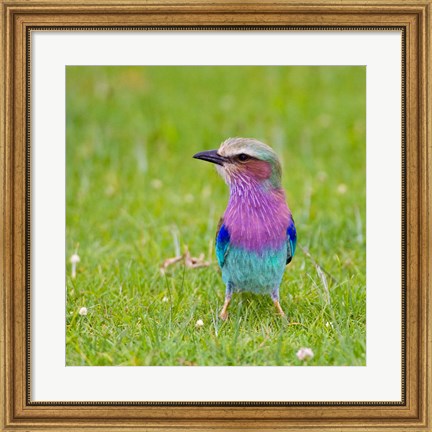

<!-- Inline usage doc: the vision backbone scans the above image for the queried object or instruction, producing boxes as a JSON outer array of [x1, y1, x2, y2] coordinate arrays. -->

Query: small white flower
[[162, 296, 169, 303], [195, 319, 204, 328], [71, 253, 80, 263], [296, 347, 314, 361], [326, 321, 334, 329], [337, 183, 348, 194], [79, 307, 88, 316], [70, 253, 80, 279]]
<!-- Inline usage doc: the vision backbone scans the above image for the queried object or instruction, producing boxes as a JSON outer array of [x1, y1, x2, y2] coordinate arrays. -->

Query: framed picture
[[1, 1, 431, 431]]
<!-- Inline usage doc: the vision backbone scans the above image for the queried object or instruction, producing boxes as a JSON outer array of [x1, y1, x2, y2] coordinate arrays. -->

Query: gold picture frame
[[1, 1, 431, 430]]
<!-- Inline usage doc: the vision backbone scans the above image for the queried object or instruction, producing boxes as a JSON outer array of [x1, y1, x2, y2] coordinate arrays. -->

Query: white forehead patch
[[218, 137, 269, 159], [218, 144, 250, 158]]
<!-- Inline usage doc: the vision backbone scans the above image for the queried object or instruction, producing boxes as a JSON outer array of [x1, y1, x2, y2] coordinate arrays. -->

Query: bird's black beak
[[193, 149, 226, 166]]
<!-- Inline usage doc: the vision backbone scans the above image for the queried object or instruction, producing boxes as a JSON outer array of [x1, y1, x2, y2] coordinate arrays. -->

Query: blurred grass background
[[66, 66, 366, 366]]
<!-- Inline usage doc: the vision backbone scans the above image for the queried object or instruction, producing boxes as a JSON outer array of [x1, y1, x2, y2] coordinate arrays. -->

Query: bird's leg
[[220, 298, 231, 321], [271, 287, 286, 317], [220, 283, 233, 320]]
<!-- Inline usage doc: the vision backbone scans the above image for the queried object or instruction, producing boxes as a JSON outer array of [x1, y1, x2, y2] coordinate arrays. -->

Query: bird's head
[[193, 137, 282, 188]]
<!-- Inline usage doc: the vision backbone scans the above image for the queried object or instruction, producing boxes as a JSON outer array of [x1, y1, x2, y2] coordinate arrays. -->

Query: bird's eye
[[237, 153, 250, 162]]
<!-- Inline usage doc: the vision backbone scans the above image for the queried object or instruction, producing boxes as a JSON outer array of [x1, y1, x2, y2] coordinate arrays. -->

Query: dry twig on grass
[[160, 247, 210, 274]]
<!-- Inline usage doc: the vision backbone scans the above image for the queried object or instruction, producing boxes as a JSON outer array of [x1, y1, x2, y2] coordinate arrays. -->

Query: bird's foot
[[273, 300, 286, 317], [219, 310, 229, 321]]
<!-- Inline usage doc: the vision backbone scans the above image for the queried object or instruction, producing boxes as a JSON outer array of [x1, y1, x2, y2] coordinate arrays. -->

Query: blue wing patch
[[286, 218, 297, 265], [216, 223, 230, 268]]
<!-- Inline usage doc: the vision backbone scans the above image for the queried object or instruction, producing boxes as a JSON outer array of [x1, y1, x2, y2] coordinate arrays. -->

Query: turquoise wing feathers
[[215, 218, 230, 268], [286, 218, 297, 265]]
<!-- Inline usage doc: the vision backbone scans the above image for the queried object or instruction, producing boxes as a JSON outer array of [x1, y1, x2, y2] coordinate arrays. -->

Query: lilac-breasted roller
[[193, 137, 296, 320]]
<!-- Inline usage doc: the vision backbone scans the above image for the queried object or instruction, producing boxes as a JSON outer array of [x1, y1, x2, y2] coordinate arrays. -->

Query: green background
[[66, 66, 366, 366]]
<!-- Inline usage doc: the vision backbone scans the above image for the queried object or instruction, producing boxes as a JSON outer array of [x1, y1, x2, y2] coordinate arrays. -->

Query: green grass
[[66, 66, 366, 366]]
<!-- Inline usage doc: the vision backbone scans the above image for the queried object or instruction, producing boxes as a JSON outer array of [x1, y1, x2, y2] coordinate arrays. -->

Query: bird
[[193, 137, 296, 320]]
